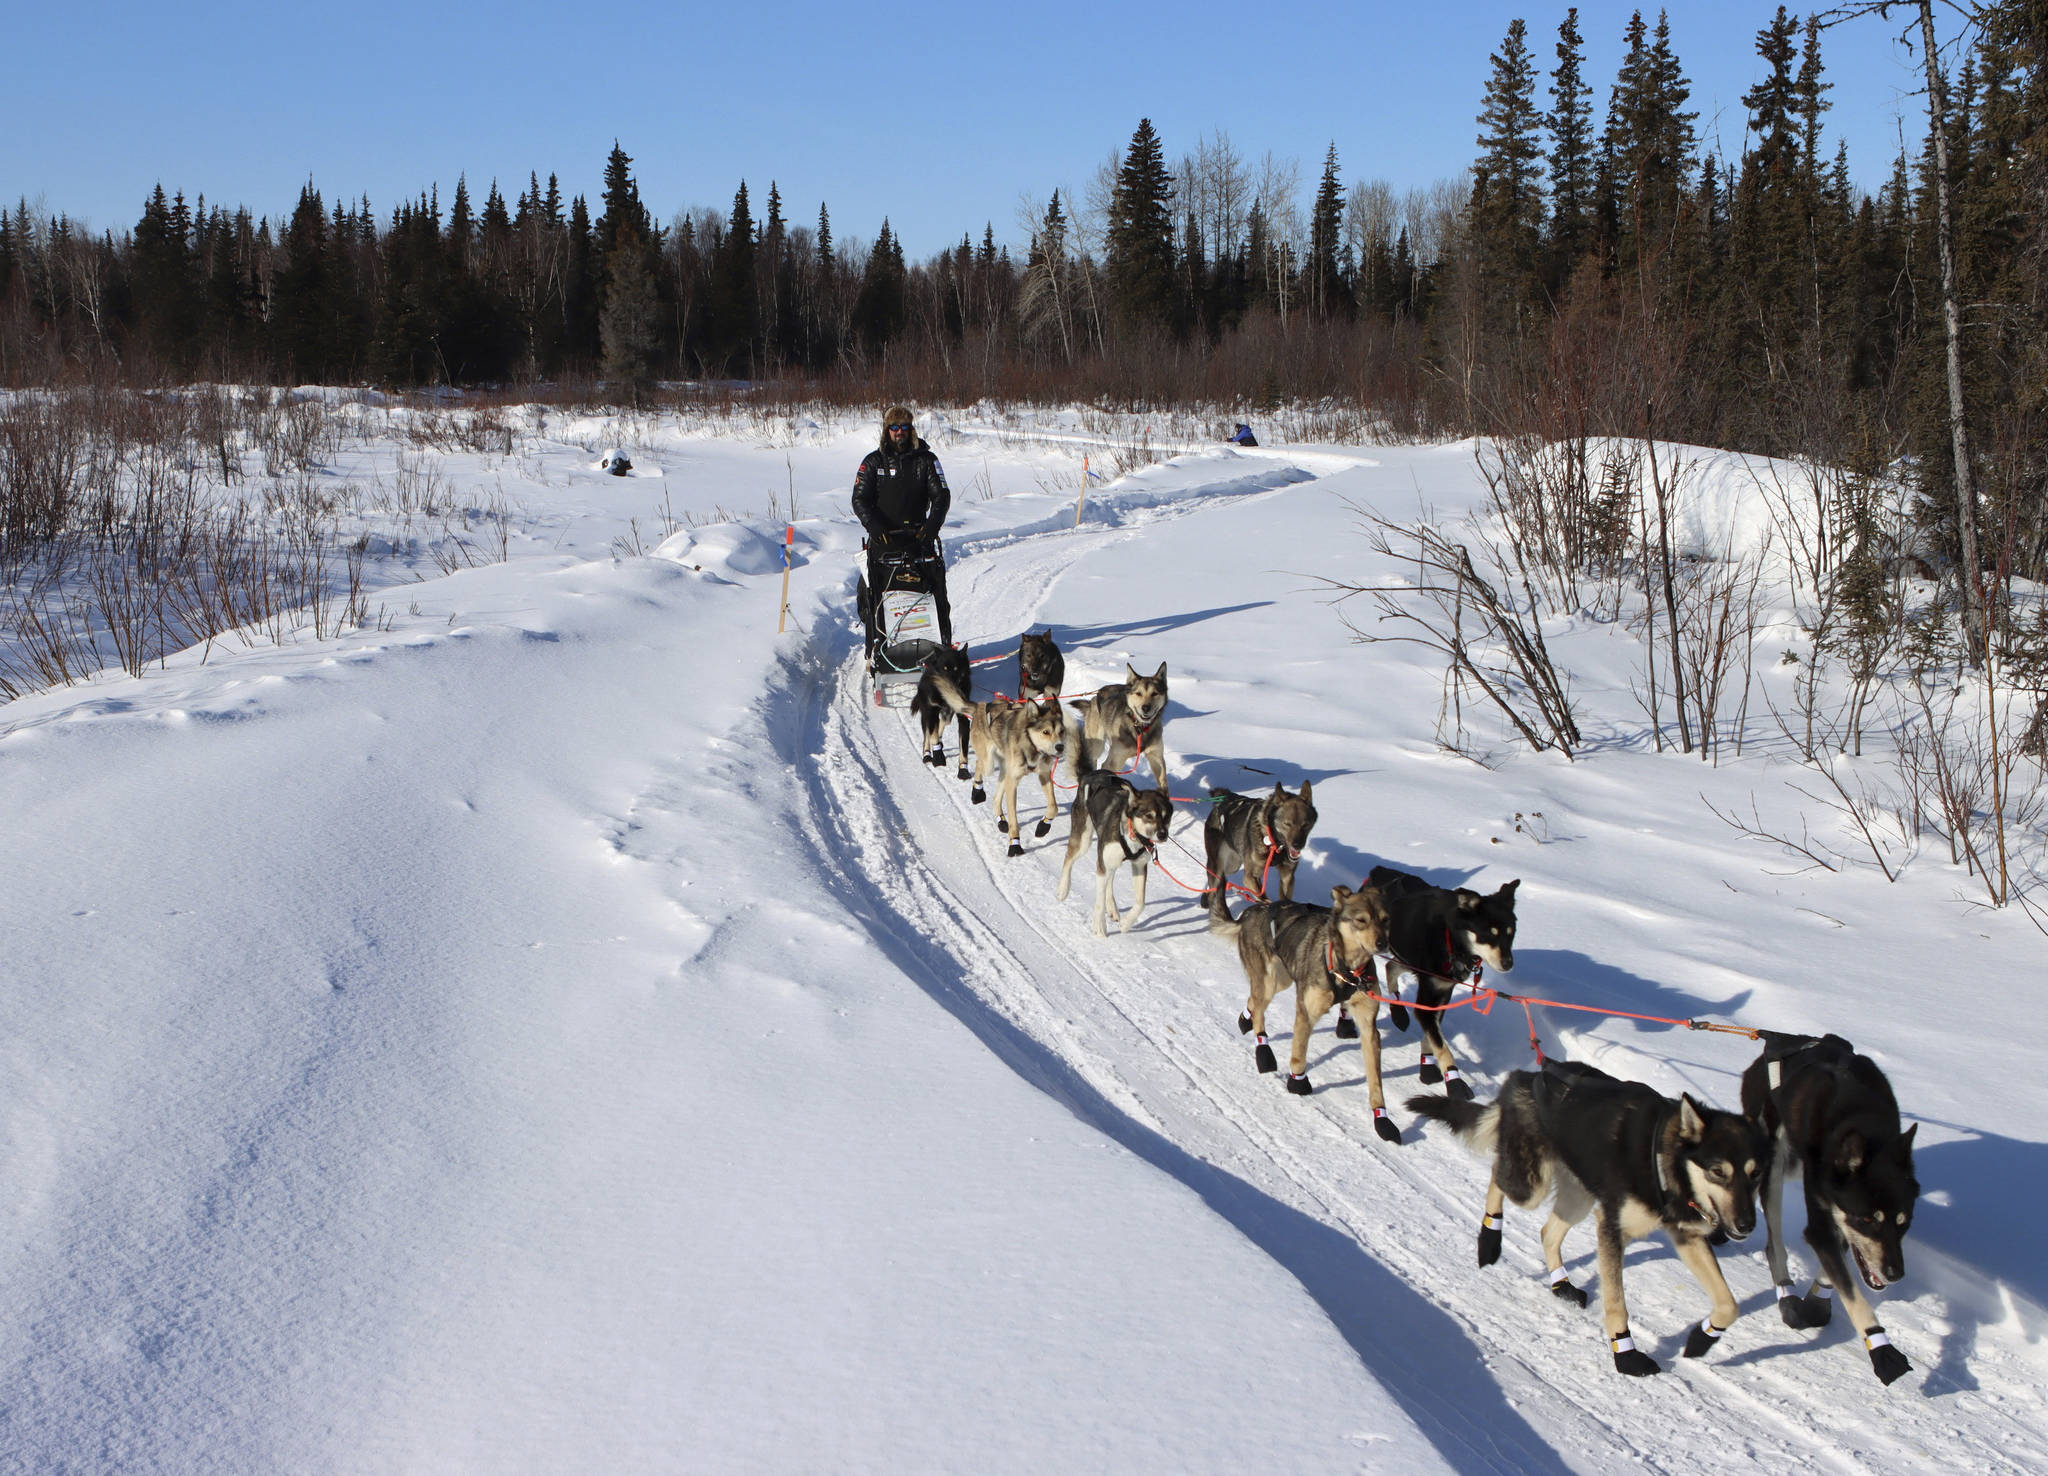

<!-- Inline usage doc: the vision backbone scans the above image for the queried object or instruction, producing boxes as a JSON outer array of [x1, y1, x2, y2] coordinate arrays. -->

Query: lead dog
[[930, 674, 1067, 857], [1741, 1032, 1920, 1385], [1214, 884, 1394, 1127], [910, 642, 973, 776], [1200, 780, 1317, 922], [1368, 865, 1519, 1101], [1411, 1059, 1765, 1376], [1068, 662, 1168, 788], [1017, 628, 1065, 703], [1056, 735, 1175, 937]]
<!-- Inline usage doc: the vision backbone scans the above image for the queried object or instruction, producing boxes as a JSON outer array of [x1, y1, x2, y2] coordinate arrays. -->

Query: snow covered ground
[[0, 403, 2042, 1472]]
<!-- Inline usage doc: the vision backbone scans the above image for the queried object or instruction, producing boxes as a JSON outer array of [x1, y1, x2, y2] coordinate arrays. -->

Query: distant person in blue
[[852, 406, 953, 658], [1228, 423, 1258, 447]]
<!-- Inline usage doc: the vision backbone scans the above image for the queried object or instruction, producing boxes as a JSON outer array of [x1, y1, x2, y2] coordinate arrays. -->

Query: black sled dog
[[1056, 731, 1175, 937], [909, 642, 974, 776], [1016, 629, 1065, 704], [1741, 1032, 1920, 1386], [1367, 866, 1519, 1100], [1411, 1059, 1765, 1376], [1214, 884, 1397, 1136], [1200, 781, 1317, 923]]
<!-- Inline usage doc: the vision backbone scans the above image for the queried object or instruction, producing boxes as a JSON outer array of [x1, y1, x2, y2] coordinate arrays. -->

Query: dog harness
[[1324, 937, 1378, 1001]]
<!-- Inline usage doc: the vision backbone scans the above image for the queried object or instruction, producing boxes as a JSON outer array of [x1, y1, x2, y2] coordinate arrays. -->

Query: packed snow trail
[[787, 453, 2048, 1476]]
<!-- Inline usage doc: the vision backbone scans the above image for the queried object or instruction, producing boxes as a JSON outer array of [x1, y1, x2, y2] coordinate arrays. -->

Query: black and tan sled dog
[[1017, 629, 1065, 703], [1069, 662, 1169, 788], [1215, 884, 1400, 1134], [1741, 1032, 1920, 1385], [1411, 1059, 1765, 1376], [1056, 732, 1175, 938], [1368, 866, 1519, 1101], [909, 642, 974, 776], [1200, 781, 1317, 923], [930, 673, 1066, 857]]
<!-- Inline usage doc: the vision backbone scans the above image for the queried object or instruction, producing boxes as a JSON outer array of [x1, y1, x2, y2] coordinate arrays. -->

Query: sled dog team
[[904, 628, 1923, 1388]]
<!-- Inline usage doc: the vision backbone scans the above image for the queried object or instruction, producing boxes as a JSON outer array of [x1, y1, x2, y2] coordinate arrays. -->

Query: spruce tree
[[1546, 7, 1596, 285], [1106, 118, 1180, 334], [1471, 18, 1546, 323], [601, 221, 661, 400], [1306, 144, 1352, 319]]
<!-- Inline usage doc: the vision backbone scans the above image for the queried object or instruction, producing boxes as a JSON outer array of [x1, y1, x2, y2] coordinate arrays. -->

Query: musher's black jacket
[[851, 434, 951, 547]]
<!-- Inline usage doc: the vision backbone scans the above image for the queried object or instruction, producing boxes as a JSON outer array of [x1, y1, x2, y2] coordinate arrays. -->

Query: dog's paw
[[1006, 841, 1024, 858], [1372, 1110, 1401, 1144], [1418, 1058, 1443, 1086], [971, 786, 986, 804], [996, 816, 1009, 834], [1334, 1012, 1359, 1039], [1682, 1320, 1725, 1360], [1552, 1280, 1590, 1308], [1477, 1223, 1502, 1266], [1446, 1074, 1474, 1101], [1780, 1294, 1832, 1330], [1285, 1072, 1314, 1096], [1237, 1010, 1254, 1035], [1612, 1345, 1661, 1377], [1254, 1040, 1277, 1074], [1869, 1338, 1911, 1386], [955, 764, 970, 781], [1034, 818, 1051, 838]]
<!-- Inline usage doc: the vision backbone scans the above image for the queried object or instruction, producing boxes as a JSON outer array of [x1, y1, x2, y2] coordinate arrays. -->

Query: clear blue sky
[[3, 2, 1954, 258]]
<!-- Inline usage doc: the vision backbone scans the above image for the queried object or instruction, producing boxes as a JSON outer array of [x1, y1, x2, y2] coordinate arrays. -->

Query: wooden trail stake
[[777, 524, 794, 632], [1075, 456, 1089, 526]]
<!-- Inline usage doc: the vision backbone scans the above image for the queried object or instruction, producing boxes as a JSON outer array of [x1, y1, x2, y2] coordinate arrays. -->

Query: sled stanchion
[[776, 525, 794, 633]]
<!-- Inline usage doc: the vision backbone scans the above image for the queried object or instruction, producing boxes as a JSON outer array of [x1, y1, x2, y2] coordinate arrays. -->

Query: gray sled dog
[[909, 643, 974, 776], [1216, 885, 1394, 1123], [1017, 629, 1065, 703], [1069, 662, 1169, 788], [1200, 780, 1317, 922], [930, 674, 1066, 857], [1056, 735, 1176, 937], [1410, 1059, 1765, 1377], [1741, 1032, 1920, 1385], [1369, 865, 1520, 1102]]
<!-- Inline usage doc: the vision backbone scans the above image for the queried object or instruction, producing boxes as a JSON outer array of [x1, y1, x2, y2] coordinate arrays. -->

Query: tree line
[[0, 5, 2043, 577]]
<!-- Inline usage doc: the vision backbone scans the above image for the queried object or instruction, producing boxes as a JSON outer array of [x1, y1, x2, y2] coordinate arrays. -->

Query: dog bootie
[[1681, 1318, 1726, 1360], [1335, 1012, 1359, 1039], [1477, 1213, 1503, 1266], [1610, 1332, 1660, 1376], [1864, 1328, 1911, 1385]]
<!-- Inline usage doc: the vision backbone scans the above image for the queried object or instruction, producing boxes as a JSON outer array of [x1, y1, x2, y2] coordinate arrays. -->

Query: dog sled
[[860, 540, 946, 708]]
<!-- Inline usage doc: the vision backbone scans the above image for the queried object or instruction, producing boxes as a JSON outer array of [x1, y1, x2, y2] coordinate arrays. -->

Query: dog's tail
[[1207, 896, 1238, 937], [929, 671, 973, 717], [1406, 1094, 1499, 1154]]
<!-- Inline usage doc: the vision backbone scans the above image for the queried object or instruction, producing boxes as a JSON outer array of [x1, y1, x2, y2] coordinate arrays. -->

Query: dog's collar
[[1119, 815, 1156, 860], [1326, 937, 1378, 1000]]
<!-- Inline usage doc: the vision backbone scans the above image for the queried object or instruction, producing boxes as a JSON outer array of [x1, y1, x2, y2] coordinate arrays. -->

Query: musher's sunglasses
[[886, 422, 912, 431]]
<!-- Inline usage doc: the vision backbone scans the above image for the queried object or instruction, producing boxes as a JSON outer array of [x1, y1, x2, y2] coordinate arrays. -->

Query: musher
[[852, 405, 953, 660]]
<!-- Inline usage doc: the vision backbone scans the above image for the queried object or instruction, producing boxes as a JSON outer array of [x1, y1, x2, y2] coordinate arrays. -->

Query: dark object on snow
[[600, 449, 633, 476], [1227, 424, 1258, 447]]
